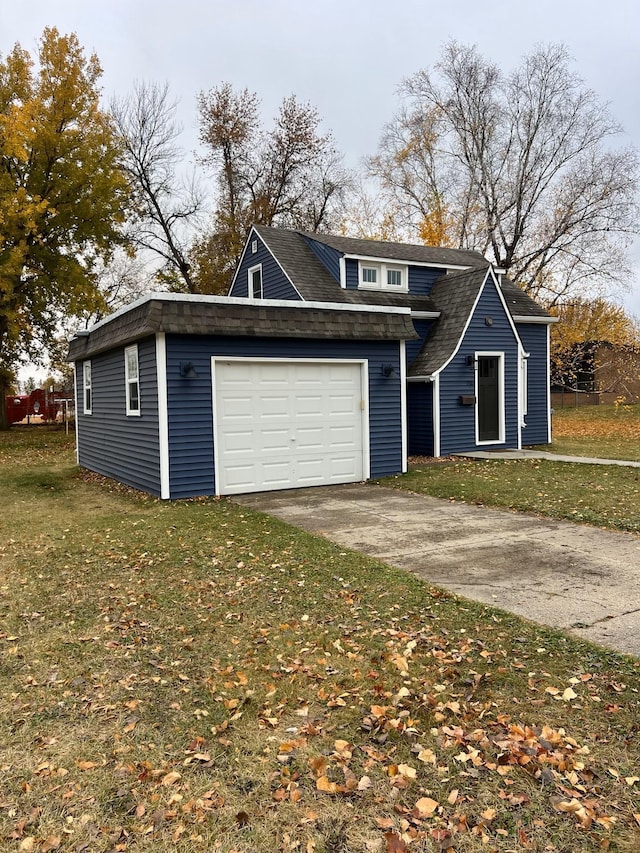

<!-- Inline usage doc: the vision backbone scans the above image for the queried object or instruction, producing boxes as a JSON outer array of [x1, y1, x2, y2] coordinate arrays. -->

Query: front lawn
[[0, 429, 639, 852], [388, 458, 640, 532], [543, 404, 640, 461]]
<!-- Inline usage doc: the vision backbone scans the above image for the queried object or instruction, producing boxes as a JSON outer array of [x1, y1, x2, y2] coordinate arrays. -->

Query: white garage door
[[213, 359, 367, 495]]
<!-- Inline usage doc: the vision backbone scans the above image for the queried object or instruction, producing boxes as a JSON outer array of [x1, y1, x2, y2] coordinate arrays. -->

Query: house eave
[[512, 315, 558, 324]]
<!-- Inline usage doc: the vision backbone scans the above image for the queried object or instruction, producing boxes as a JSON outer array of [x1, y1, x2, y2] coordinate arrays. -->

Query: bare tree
[[196, 84, 352, 293], [370, 42, 639, 305], [111, 81, 205, 292]]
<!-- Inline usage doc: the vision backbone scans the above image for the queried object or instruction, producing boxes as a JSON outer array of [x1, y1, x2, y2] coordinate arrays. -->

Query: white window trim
[[83, 360, 92, 415], [248, 263, 263, 299], [358, 260, 408, 292], [474, 351, 505, 446], [125, 344, 141, 416]]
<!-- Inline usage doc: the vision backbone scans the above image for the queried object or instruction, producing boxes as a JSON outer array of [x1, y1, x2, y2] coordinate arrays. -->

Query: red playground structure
[[6, 388, 74, 424]]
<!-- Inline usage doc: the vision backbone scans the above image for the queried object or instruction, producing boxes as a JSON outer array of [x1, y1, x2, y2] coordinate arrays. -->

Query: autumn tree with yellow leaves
[[371, 42, 639, 306], [550, 299, 640, 394], [0, 28, 130, 428]]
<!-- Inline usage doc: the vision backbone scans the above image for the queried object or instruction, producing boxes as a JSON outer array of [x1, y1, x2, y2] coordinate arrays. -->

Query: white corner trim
[[155, 333, 170, 499], [433, 374, 441, 457], [73, 362, 79, 464], [547, 325, 552, 444], [339, 256, 346, 289], [399, 340, 407, 473]]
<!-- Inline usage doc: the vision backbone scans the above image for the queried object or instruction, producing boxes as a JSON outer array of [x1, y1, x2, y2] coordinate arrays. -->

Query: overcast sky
[[3, 0, 640, 330]]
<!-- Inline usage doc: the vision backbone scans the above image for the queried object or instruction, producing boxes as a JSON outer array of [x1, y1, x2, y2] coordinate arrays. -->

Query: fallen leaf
[[384, 832, 408, 852], [161, 771, 182, 786], [397, 763, 416, 780], [76, 760, 100, 771], [562, 687, 578, 701], [413, 797, 439, 818]]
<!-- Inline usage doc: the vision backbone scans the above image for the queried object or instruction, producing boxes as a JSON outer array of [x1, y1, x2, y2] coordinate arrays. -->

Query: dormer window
[[358, 261, 407, 291]]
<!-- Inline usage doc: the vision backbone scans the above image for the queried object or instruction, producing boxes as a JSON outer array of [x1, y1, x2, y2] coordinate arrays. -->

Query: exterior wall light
[[179, 361, 198, 378]]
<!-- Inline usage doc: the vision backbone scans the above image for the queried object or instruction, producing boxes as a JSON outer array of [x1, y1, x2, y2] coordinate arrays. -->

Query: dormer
[[357, 258, 408, 292]]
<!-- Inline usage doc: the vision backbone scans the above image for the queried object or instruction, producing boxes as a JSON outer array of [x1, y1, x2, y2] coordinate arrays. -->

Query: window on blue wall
[[359, 261, 407, 291], [83, 361, 92, 414], [249, 264, 263, 298], [125, 345, 140, 416]]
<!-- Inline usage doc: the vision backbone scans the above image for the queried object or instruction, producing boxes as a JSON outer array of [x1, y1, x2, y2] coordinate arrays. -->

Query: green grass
[[541, 404, 640, 461], [0, 428, 639, 851], [386, 458, 640, 532]]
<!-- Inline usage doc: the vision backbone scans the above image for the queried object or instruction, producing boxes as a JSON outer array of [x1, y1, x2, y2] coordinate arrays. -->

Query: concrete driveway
[[234, 483, 640, 658]]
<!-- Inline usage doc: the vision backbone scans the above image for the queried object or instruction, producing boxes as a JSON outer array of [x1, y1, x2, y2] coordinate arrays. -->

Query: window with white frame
[[125, 345, 140, 415], [248, 264, 262, 298], [83, 361, 92, 414], [358, 261, 407, 291]]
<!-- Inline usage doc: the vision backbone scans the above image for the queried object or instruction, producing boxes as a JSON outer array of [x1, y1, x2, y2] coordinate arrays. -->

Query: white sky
[[3, 0, 640, 382]]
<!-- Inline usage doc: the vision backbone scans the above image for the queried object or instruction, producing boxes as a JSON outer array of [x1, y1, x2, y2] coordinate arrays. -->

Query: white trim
[[410, 310, 440, 320], [73, 363, 79, 463], [211, 356, 371, 497], [547, 325, 552, 444], [474, 352, 506, 446], [512, 315, 558, 325], [339, 256, 346, 289], [399, 340, 407, 473], [124, 344, 141, 416], [361, 360, 371, 481], [433, 374, 440, 457], [342, 252, 473, 272], [155, 333, 170, 499], [71, 291, 412, 338], [358, 260, 408, 293], [82, 360, 92, 415], [248, 263, 263, 299]]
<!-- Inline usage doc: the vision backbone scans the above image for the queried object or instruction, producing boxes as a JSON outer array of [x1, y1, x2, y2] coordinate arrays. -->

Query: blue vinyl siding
[[408, 266, 444, 295], [229, 233, 299, 300], [407, 382, 434, 455], [406, 319, 433, 366], [76, 337, 161, 495], [345, 258, 359, 289], [302, 236, 341, 282], [517, 323, 550, 445], [438, 279, 520, 456], [165, 335, 403, 499]]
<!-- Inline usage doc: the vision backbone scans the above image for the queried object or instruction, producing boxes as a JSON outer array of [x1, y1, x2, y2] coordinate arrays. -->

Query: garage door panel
[[214, 360, 366, 495]]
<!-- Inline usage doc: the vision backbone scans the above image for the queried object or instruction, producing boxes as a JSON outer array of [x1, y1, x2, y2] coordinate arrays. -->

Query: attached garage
[[68, 294, 416, 499], [213, 359, 367, 495]]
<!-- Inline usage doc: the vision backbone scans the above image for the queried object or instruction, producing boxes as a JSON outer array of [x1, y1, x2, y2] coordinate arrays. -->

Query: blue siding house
[[68, 297, 416, 498], [230, 226, 555, 458], [68, 226, 554, 499]]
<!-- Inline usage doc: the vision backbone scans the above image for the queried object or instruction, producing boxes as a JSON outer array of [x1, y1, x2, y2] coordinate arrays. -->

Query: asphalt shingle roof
[[408, 266, 491, 377], [296, 229, 487, 267], [67, 296, 418, 361]]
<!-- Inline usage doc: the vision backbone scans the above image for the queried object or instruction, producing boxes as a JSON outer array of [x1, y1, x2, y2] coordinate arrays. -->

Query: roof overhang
[[67, 293, 419, 362], [512, 315, 559, 324]]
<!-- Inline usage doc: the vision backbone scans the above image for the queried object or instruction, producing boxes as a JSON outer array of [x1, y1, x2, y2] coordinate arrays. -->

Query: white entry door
[[213, 359, 367, 495]]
